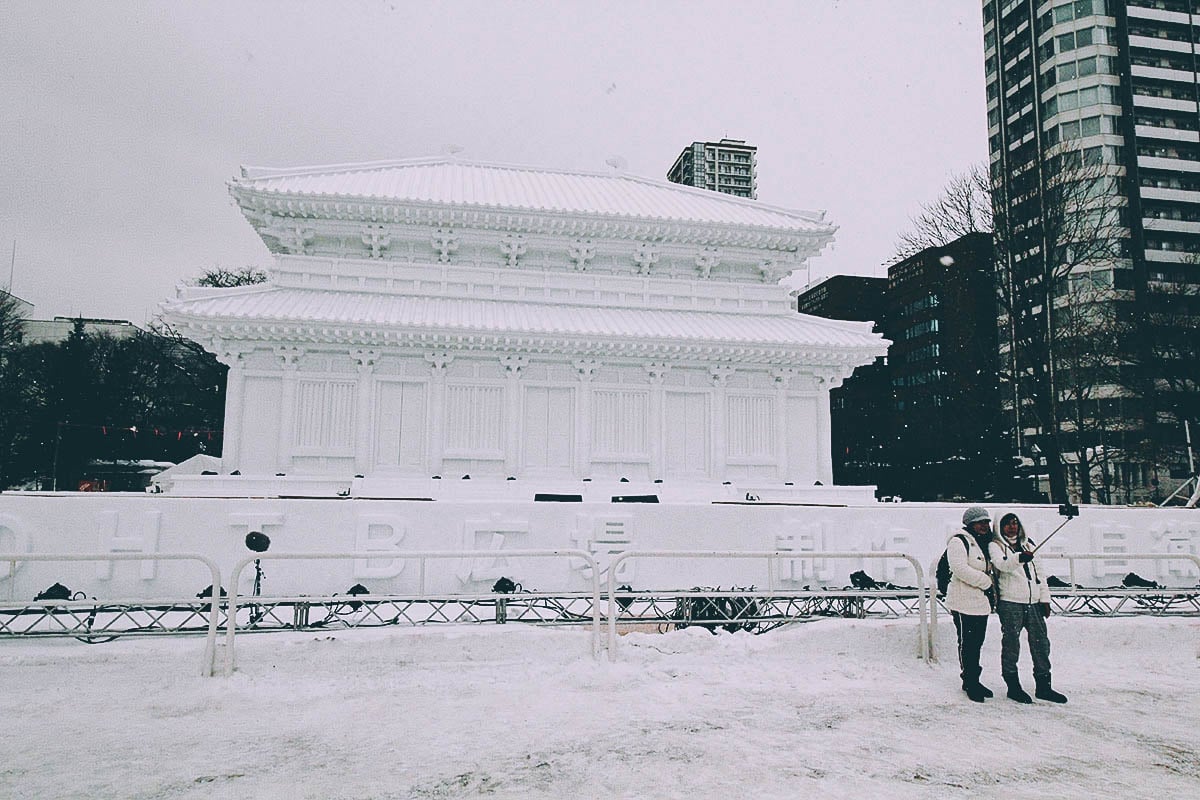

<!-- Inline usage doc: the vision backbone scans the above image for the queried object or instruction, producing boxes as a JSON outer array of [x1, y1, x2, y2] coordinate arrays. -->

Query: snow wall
[[0, 494, 1197, 601]]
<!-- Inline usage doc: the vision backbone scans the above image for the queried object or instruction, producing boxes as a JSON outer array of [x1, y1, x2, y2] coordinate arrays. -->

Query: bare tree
[[194, 267, 267, 288], [0, 290, 31, 485], [1125, 266, 1200, 496], [993, 147, 1130, 503], [896, 148, 1129, 503], [894, 166, 993, 260]]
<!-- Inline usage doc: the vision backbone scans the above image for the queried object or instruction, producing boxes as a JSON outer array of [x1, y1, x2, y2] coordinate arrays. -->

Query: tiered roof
[[230, 157, 832, 238]]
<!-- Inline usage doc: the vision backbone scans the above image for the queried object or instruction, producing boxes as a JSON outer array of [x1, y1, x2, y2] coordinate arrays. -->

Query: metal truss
[[1049, 589, 1200, 616], [0, 599, 227, 642], [0, 589, 924, 642], [607, 590, 926, 634], [3, 588, 1197, 644]]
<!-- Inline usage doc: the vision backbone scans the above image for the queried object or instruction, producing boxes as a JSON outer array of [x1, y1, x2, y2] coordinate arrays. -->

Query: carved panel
[[592, 389, 649, 458], [294, 380, 357, 452]]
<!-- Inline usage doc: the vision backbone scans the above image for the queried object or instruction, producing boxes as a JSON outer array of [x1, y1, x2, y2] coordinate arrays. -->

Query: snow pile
[[2, 617, 1197, 799]]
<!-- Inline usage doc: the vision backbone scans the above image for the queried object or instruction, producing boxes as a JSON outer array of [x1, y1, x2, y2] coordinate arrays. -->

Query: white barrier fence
[[0, 552, 223, 676], [223, 549, 602, 675], [4, 549, 1199, 676], [605, 550, 929, 663]]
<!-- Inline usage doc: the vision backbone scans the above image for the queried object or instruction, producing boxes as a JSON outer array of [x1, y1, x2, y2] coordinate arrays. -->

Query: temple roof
[[166, 286, 884, 358], [230, 157, 833, 236]]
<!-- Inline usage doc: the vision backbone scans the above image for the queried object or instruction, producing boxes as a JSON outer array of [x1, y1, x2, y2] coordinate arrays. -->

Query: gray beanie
[[962, 506, 991, 526]]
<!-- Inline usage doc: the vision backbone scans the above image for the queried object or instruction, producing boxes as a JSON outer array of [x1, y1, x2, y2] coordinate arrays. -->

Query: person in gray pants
[[991, 512, 1067, 704]]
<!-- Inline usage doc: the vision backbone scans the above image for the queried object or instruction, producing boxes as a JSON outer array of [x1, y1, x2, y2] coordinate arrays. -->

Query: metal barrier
[[604, 550, 929, 663], [224, 549, 600, 675], [0, 552, 223, 676], [926, 552, 1200, 660]]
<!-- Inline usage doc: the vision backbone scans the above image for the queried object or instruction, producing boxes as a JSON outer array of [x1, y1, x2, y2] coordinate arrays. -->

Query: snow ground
[[1, 617, 1197, 800]]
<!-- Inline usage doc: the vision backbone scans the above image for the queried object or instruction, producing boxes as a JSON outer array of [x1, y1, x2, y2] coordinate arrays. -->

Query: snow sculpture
[[161, 156, 887, 493]]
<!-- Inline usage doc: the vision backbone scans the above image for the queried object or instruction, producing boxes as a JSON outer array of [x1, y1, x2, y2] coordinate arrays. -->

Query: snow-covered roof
[[230, 156, 832, 234], [166, 286, 883, 356]]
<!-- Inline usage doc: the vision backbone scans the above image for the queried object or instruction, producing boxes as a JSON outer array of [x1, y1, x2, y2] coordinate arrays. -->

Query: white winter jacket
[[944, 531, 994, 616], [992, 525, 1052, 605]]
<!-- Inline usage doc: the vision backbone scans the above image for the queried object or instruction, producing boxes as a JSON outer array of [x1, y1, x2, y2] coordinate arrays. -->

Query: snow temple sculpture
[[162, 157, 887, 497]]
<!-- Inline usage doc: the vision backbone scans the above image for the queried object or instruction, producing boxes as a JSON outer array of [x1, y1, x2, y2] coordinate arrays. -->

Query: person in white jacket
[[945, 506, 997, 702], [992, 512, 1067, 704]]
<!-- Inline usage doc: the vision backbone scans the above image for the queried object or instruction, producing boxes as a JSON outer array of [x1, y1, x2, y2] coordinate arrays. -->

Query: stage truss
[[1, 585, 1197, 643]]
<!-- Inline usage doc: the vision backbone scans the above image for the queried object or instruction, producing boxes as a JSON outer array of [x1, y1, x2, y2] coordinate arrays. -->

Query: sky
[[0, 1, 989, 326], [3, 619, 1197, 798]]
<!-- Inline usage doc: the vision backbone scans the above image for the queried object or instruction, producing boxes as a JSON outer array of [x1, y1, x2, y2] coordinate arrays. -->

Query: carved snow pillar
[[352, 349, 378, 473], [772, 368, 794, 481], [710, 365, 734, 482], [644, 362, 670, 480], [275, 346, 304, 472], [425, 352, 454, 475], [573, 359, 600, 478], [815, 367, 851, 486], [501, 355, 527, 475], [215, 342, 247, 472]]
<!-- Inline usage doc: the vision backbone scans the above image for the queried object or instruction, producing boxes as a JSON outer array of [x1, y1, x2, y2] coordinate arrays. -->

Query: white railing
[[926, 552, 1200, 660], [0, 552, 223, 676], [224, 549, 600, 675], [605, 550, 929, 663]]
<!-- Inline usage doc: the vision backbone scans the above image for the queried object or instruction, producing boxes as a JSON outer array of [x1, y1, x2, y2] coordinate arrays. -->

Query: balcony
[[1142, 218, 1200, 235], [1141, 186, 1200, 203], [1129, 34, 1193, 54], [1137, 155, 1200, 173], [1131, 64, 1196, 83], [1126, 5, 1190, 25], [1135, 124, 1200, 143]]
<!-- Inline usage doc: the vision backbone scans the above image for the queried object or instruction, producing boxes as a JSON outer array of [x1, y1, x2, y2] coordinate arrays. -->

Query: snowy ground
[[2, 617, 1198, 799]]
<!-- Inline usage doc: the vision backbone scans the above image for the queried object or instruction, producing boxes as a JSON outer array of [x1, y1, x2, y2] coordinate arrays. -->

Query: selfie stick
[[1030, 504, 1079, 555]]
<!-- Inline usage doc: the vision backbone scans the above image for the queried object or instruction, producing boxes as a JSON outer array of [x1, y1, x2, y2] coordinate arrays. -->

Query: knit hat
[[962, 506, 991, 526]]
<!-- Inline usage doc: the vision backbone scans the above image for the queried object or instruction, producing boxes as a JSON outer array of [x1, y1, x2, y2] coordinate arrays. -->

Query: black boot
[[963, 667, 992, 699], [1004, 674, 1032, 704], [1035, 675, 1067, 704], [964, 683, 987, 703]]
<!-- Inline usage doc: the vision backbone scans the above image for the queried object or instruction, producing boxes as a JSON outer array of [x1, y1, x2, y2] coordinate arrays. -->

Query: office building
[[667, 139, 757, 198], [886, 233, 1008, 501], [797, 276, 891, 490]]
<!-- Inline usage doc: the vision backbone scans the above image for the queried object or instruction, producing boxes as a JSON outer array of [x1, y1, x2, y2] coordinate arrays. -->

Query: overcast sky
[[1, 1, 988, 324]]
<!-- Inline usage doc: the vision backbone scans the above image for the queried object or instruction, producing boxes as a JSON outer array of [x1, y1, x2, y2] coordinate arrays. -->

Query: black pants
[[952, 611, 989, 687]]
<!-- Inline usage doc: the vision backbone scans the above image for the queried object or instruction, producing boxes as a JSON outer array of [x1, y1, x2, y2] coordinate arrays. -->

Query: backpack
[[935, 534, 971, 599]]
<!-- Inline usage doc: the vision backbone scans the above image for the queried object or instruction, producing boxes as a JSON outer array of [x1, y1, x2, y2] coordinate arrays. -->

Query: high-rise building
[[667, 139, 757, 198], [983, 0, 1200, 503]]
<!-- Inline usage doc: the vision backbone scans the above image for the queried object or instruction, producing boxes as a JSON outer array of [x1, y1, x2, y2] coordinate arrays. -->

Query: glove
[[1040, 602, 1051, 618], [1018, 552, 1034, 563]]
